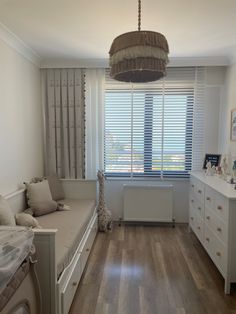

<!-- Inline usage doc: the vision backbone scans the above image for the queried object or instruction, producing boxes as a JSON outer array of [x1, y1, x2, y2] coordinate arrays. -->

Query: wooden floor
[[69, 224, 236, 314]]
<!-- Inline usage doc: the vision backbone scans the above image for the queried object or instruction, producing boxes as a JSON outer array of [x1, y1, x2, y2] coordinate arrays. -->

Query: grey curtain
[[42, 68, 85, 179]]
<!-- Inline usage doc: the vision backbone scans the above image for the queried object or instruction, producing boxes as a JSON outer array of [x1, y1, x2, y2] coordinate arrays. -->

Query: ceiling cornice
[[40, 56, 230, 69], [40, 58, 109, 68], [168, 56, 230, 67], [0, 22, 41, 67], [0, 21, 231, 69]]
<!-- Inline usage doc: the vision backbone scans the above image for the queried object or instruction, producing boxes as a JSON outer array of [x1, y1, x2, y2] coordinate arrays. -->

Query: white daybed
[[5, 179, 97, 314]]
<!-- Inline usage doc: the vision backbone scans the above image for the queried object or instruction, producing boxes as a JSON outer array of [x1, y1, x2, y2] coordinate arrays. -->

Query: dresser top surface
[[191, 171, 236, 199]]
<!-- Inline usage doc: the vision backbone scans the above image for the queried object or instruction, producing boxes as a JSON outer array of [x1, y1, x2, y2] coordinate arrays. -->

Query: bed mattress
[[36, 199, 96, 277]]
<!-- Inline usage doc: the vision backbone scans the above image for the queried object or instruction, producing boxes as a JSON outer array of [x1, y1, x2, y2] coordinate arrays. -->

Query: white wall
[[105, 67, 226, 223], [0, 38, 43, 195], [205, 67, 226, 154], [218, 63, 236, 157]]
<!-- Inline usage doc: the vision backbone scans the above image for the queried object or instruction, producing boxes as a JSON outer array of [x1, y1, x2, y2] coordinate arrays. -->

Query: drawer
[[214, 217, 227, 245], [205, 207, 215, 231], [61, 215, 97, 314], [190, 178, 195, 194], [195, 214, 204, 243], [189, 204, 196, 230], [190, 193, 204, 217], [189, 193, 196, 208], [189, 193, 204, 218], [61, 253, 82, 314], [194, 180, 205, 203], [204, 225, 227, 276], [214, 193, 228, 222], [213, 238, 227, 276], [205, 208, 227, 244], [80, 216, 98, 270], [204, 224, 213, 254], [195, 199, 204, 219], [205, 186, 215, 210]]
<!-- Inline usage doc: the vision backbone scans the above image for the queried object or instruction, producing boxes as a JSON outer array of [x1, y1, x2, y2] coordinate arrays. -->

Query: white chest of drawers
[[189, 172, 236, 294]]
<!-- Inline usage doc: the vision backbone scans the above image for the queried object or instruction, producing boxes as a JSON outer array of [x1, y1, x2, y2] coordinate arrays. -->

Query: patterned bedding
[[0, 226, 34, 294], [0, 255, 31, 311]]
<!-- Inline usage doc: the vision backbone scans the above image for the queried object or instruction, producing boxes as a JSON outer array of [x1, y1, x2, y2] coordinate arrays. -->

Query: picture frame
[[231, 109, 236, 141], [203, 154, 221, 169]]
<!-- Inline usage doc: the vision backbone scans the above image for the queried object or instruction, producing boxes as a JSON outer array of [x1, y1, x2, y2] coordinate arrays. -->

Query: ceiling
[[0, 0, 236, 65]]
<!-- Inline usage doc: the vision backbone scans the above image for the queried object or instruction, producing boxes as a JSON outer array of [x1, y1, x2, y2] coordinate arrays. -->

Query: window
[[104, 68, 205, 178]]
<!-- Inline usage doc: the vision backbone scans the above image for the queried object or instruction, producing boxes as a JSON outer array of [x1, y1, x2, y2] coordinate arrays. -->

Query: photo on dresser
[[203, 154, 221, 169]]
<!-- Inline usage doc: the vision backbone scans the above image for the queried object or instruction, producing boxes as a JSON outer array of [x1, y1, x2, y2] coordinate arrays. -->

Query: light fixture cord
[[138, 0, 141, 31]]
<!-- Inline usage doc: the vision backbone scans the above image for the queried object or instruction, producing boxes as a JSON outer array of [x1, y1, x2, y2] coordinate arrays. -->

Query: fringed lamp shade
[[109, 31, 169, 82], [109, 0, 169, 83]]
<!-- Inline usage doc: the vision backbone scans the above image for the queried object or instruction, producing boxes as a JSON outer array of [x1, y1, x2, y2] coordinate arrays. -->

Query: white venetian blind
[[104, 67, 205, 178]]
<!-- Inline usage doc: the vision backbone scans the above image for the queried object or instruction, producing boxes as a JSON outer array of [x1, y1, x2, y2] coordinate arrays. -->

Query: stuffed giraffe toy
[[96, 170, 112, 232]]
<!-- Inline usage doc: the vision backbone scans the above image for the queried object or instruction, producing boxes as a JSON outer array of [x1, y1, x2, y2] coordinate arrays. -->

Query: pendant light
[[109, 0, 169, 83]]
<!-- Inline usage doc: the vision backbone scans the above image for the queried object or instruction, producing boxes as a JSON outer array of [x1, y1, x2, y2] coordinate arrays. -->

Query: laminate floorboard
[[69, 224, 236, 314]]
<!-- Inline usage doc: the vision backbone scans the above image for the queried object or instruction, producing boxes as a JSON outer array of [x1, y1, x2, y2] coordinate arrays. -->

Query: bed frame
[[5, 179, 98, 314]]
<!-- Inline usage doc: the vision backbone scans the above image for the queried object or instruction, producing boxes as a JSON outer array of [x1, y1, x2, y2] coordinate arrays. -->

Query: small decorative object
[[109, 0, 169, 83], [221, 156, 228, 180], [231, 109, 236, 141], [232, 160, 236, 177], [211, 165, 216, 175], [206, 160, 212, 176], [203, 154, 221, 169], [96, 170, 112, 232], [228, 151, 233, 176], [205, 162, 216, 176], [216, 166, 222, 176]]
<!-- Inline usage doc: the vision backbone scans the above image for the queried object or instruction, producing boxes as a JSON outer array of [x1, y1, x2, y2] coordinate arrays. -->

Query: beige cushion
[[47, 175, 65, 201], [25, 180, 57, 216], [0, 196, 16, 226], [36, 199, 96, 277], [15, 213, 41, 228]]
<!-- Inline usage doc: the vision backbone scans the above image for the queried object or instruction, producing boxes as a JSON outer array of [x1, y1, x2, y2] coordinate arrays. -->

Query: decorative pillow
[[0, 195, 16, 226], [25, 180, 57, 217], [47, 175, 65, 201], [33, 200, 57, 217], [15, 213, 41, 228]]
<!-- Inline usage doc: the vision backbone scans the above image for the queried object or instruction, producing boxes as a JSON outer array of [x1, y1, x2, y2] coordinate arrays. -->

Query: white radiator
[[123, 184, 174, 222]]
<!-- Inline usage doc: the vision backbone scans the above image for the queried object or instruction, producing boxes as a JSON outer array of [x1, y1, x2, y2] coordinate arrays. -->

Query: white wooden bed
[[5, 179, 98, 314]]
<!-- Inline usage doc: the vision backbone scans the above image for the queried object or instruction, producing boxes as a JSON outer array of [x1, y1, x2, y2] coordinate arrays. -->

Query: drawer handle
[[206, 197, 211, 201], [217, 205, 222, 210], [206, 216, 210, 220], [198, 190, 202, 194], [206, 237, 210, 242], [198, 207, 201, 210], [197, 226, 201, 230], [190, 217, 194, 220], [86, 248, 90, 252], [217, 227, 222, 232], [216, 252, 221, 257], [72, 282, 77, 286]]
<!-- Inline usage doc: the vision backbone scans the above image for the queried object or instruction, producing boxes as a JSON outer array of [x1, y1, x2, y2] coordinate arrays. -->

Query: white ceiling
[[0, 0, 236, 65]]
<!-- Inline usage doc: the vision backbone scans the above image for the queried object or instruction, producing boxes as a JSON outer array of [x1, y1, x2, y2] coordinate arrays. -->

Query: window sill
[[105, 177, 190, 182]]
